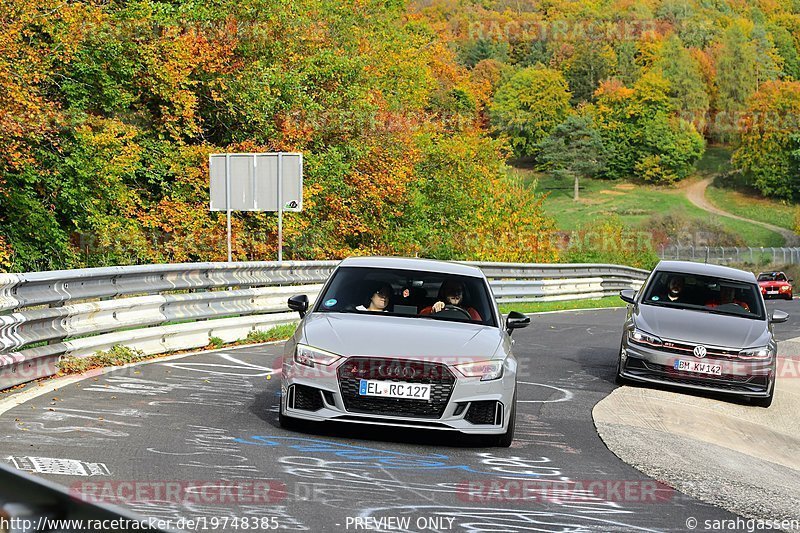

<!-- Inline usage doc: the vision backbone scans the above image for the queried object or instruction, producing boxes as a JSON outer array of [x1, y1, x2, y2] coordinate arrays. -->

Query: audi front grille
[[336, 357, 456, 418]]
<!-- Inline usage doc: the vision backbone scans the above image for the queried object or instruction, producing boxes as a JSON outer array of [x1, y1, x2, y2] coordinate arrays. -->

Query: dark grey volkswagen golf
[[617, 260, 789, 407]]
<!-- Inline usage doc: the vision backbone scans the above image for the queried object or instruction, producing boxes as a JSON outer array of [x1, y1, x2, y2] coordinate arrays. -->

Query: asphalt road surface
[[2, 300, 797, 533]]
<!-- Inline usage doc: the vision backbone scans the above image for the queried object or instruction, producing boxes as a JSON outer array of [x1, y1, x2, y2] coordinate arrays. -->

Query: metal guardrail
[[0, 261, 647, 391], [659, 246, 800, 265]]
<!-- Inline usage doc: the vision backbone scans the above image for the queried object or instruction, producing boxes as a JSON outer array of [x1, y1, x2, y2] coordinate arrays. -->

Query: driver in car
[[705, 285, 751, 312], [420, 279, 482, 321]]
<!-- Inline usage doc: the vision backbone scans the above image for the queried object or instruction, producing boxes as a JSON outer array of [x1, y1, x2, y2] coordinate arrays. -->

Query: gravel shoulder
[[594, 337, 800, 530]]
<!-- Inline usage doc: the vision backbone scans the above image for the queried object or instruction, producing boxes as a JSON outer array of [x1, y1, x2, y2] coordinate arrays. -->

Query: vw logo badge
[[693, 345, 707, 358]]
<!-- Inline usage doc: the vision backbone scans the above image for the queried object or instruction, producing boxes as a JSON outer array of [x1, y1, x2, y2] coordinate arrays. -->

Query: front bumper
[[619, 339, 774, 397], [280, 356, 516, 435]]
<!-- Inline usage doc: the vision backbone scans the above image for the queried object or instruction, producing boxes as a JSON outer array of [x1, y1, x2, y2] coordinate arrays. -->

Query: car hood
[[635, 304, 769, 348], [301, 312, 504, 360]]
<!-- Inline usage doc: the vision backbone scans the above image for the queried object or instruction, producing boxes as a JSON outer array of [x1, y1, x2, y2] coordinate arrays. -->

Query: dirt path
[[685, 177, 799, 246]]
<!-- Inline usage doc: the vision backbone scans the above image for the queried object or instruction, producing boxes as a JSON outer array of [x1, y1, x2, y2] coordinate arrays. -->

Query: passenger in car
[[420, 279, 482, 321], [356, 283, 392, 312]]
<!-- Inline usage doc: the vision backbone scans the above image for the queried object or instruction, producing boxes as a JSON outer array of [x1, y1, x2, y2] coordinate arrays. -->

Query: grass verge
[[57, 323, 298, 375], [499, 296, 623, 314]]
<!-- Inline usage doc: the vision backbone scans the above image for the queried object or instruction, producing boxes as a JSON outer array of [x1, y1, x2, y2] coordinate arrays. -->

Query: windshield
[[314, 266, 497, 327], [758, 272, 786, 282], [641, 270, 765, 320]]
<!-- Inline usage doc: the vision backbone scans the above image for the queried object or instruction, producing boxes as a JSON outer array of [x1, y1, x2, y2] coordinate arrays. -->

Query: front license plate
[[358, 380, 431, 400], [767, 291, 779, 295], [673, 360, 722, 375]]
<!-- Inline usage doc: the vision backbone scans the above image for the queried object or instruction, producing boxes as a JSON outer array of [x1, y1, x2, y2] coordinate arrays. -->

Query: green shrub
[[208, 336, 224, 349], [643, 213, 745, 247], [243, 323, 297, 344], [563, 216, 660, 269], [58, 345, 146, 375]]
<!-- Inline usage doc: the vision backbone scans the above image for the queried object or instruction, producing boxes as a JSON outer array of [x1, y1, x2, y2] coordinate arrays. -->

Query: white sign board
[[209, 153, 303, 212]]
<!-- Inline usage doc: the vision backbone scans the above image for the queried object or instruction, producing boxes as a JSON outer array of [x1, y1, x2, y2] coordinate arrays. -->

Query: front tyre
[[496, 390, 517, 448], [750, 389, 774, 408], [615, 346, 628, 386], [279, 391, 305, 430]]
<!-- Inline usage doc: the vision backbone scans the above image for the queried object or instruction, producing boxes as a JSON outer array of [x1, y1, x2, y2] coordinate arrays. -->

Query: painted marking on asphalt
[[517, 382, 574, 403], [162, 353, 278, 377], [7, 455, 110, 476]]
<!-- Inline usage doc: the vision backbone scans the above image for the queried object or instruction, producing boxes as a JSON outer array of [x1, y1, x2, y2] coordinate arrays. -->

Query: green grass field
[[705, 185, 795, 231], [514, 169, 785, 247]]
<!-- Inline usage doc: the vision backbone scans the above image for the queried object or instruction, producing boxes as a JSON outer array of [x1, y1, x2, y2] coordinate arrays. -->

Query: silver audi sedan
[[617, 261, 788, 407], [281, 257, 529, 446]]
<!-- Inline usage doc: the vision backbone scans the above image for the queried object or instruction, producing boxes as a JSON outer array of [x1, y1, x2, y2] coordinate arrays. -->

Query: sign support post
[[225, 154, 232, 262], [277, 153, 283, 262]]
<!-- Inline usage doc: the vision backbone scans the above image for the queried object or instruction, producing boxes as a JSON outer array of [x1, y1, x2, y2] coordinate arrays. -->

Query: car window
[[641, 270, 765, 320], [314, 266, 497, 327]]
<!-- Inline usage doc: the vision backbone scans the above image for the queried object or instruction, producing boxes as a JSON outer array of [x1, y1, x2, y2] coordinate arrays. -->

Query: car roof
[[654, 260, 756, 283], [757, 271, 785, 276], [338, 256, 485, 278]]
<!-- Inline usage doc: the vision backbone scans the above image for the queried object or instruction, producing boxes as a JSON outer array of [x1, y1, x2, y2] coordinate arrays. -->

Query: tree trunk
[[574, 175, 580, 201]]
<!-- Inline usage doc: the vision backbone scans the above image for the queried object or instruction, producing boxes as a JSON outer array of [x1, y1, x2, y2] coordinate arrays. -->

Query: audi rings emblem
[[693, 345, 707, 358], [378, 365, 416, 378]]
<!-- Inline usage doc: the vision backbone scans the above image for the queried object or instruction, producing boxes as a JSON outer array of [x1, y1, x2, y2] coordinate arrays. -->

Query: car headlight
[[454, 360, 504, 381], [780, 285, 790, 291], [294, 344, 342, 368], [628, 328, 663, 347], [737, 346, 771, 359]]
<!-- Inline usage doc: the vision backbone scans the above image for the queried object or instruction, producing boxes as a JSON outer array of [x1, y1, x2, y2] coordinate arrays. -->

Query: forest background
[[2, 0, 799, 272]]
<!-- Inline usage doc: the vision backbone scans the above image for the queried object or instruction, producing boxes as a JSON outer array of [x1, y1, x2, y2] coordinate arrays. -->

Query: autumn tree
[[715, 23, 758, 114], [732, 81, 800, 200], [489, 67, 572, 158], [654, 35, 709, 116], [536, 115, 605, 201]]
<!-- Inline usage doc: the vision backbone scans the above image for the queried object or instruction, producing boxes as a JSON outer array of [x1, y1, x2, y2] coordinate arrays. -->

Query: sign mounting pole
[[225, 153, 232, 262], [277, 152, 283, 262]]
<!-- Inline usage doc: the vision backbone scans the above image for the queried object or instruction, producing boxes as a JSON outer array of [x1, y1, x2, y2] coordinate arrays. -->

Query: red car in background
[[757, 272, 793, 300]]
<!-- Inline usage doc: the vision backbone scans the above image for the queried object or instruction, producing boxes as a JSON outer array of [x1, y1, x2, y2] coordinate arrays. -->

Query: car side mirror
[[619, 289, 637, 305], [789, 279, 794, 283], [506, 311, 530, 335], [288, 294, 309, 318], [770, 310, 789, 324]]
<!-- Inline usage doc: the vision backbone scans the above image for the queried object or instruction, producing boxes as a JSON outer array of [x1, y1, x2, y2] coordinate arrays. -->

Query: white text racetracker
[[358, 379, 432, 400]]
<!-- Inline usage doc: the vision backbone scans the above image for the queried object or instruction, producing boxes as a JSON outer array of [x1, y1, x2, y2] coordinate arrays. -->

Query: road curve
[[685, 178, 798, 246], [1, 308, 794, 532]]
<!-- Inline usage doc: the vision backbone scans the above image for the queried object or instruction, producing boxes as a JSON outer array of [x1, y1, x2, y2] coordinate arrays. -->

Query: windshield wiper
[[700, 308, 761, 320]]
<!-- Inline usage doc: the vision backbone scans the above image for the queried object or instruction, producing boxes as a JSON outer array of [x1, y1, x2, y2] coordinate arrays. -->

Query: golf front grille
[[337, 357, 456, 418]]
